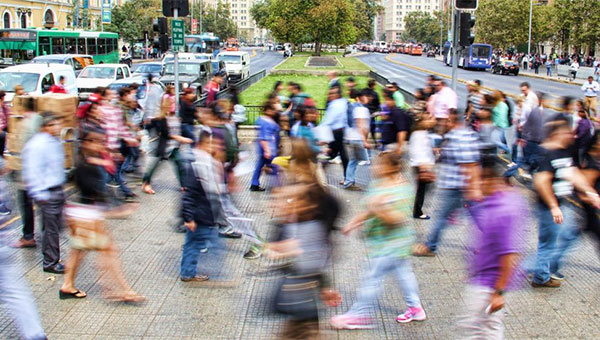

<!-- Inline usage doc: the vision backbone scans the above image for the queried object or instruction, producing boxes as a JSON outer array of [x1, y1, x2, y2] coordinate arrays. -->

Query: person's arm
[[533, 171, 562, 222], [181, 165, 200, 231], [489, 253, 519, 313], [581, 83, 588, 92], [570, 167, 600, 207], [396, 131, 407, 155], [342, 211, 369, 235]]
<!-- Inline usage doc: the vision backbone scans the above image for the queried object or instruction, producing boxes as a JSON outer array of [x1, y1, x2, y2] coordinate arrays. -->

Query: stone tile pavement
[[0, 145, 600, 339]]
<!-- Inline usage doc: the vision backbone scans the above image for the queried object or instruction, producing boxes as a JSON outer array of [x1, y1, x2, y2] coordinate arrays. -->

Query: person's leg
[[460, 285, 504, 340], [590, 97, 598, 117], [114, 162, 133, 196], [550, 206, 581, 275], [170, 148, 187, 188], [346, 255, 393, 317], [39, 191, 64, 269], [394, 258, 422, 308], [142, 156, 162, 184], [251, 148, 267, 187], [413, 169, 427, 217], [181, 123, 196, 146], [0, 246, 46, 340], [533, 204, 560, 284], [425, 189, 464, 252], [0, 131, 5, 158], [180, 226, 211, 279], [18, 189, 35, 241], [61, 248, 85, 292], [344, 143, 358, 186]]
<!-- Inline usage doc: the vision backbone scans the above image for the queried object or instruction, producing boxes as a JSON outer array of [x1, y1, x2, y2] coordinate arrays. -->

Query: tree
[[104, 0, 160, 44], [249, 0, 271, 30], [308, 0, 357, 54], [552, 0, 600, 54], [190, 1, 237, 38], [351, 0, 384, 41], [403, 11, 444, 46]]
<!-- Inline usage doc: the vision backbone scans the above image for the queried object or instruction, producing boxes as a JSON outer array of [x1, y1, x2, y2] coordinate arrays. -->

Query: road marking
[[385, 54, 564, 112]]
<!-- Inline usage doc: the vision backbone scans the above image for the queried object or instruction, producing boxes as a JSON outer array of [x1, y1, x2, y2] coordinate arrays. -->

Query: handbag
[[418, 166, 436, 183], [274, 272, 321, 319], [65, 204, 112, 251]]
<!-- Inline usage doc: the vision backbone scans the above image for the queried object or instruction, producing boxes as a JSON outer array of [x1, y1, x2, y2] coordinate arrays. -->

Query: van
[[216, 51, 250, 82], [32, 54, 94, 76], [0, 64, 77, 103]]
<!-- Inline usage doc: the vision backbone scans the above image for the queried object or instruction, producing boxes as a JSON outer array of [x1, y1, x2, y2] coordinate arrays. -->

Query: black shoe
[[43, 263, 65, 274], [250, 185, 266, 192], [123, 194, 138, 203], [219, 230, 242, 239]]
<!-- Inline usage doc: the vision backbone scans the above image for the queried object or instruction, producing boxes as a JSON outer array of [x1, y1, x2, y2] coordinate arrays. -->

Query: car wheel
[[514, 71, 519, 76]]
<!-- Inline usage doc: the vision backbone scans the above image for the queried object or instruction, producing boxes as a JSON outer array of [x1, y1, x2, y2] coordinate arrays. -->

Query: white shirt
[[520, 91, 539, 126], [344, 105, 370, 141], [433, 86, 457, 119], [570, 62, 580, 71], [581, 81, 600, 97], [409, 130, 435, 167]]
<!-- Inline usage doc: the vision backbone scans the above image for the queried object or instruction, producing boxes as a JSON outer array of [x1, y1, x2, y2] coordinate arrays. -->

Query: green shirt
[[393, 91, 409, 110], [492, 102, 509, 129], [363, 179, 415, 258]]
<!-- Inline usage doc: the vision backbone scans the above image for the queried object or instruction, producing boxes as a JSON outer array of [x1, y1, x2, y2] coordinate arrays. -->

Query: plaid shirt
[[437, 127, 480, 190], [101, 103, 134, 151]]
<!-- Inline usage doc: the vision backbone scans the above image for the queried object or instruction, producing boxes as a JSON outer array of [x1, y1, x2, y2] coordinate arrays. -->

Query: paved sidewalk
[[1, 145, 600, 339], [519, 68, 587, 85]]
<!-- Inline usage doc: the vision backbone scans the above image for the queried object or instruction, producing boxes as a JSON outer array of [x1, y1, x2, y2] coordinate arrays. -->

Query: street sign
[[172, 19, 184, 48], [101, 0, 111, 24]]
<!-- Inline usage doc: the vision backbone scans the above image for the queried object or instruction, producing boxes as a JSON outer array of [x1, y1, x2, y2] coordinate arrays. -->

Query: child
[[250, 103, 280, 192], [330, 152, 425, 330]]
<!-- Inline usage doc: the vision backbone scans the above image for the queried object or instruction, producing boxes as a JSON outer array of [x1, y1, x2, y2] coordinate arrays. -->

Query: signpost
[[172, 15, 183, 114], [101, 0, 111, 31]]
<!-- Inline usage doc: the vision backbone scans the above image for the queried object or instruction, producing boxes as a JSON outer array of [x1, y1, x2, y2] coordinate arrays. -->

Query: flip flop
[[412, 244, 436, 257], [59, 289, 87, 299], [110, 291, 146, 303], [142, 184, 155, 195]]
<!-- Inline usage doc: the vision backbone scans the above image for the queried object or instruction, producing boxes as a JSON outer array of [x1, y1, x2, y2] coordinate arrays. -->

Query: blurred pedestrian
[[0, 91, 8, 158], [491, 90, 511, 156], [343, 89, 371, 190], [380, 91, 411, 155], [465, 80, 483, 128], [320, 86, 350, 182], [250, 102, 280, 191], [180, 88, 198, 145], [409, 113, 436, 220], [205, 72, 224, 107]]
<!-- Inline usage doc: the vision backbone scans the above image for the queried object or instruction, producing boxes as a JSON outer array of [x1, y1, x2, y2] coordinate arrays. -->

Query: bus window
[[39, 37, 51, 56], [87, 38, 96, 54], [77, 38, 86, 54], [66, 38, 76, 54], [52, 37, 64, 54], [98, 38, 106, 54]]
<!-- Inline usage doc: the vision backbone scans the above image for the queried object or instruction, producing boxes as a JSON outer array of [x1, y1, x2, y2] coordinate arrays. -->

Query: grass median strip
[[275, 56, 371, 71]]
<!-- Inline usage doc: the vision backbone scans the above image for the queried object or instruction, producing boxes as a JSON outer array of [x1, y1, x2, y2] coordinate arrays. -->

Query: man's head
[[327, 86, 342, 102], [326, 71, 337, 81], [467, 80, 481, 93], [589, 76, 594, 83], [289, 82, 301, 95], [40, 112, 61, 137], [544, 118, 573, 147], [368, 78, 376, 89], [214, 72, 225, 84], [358, 89, 371, 105], [59, 76, 65, 85], [346, 77, 356, 89], [183, 87, 195, 101], [435, 79, 445, 92], [119, 87, 132, 102], [520, 82, 531, 96]]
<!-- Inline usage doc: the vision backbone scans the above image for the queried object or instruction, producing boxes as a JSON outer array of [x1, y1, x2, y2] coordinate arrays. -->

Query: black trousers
[[18, 189, 35, 241], [36, 188, 65, 268], [328, 128, 349, 177], [413, 167, 429, 217]]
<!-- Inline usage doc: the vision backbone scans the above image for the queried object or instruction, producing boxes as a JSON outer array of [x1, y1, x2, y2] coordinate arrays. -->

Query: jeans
[[522, 141, 543, 173], [328, 129, 349, 177], [122, 146, 140, 172], [143, 148, 186, 187], [180, 226, 225, 279], [546, 67, 552, 77], [0, 246, 46, 340], [533, 203, 579, 284], [348, 255, 421, 317], [491, 127, 511, 155], [36, 188, 65, 269], [412, 168, 430, 217], [426, 189, 464, 252], [251, 147, 277, 187], [18, 189, 35, 241], [107, 161, 133, 196], [344, 140, 366, 186], [181, 123, 196, 146], [460, 285, 504, 340]]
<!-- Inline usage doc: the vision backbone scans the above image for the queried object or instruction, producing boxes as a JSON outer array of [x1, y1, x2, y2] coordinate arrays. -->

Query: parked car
[[160, 59, 212, 98], [426, 50, 436, 58], [32, 54, 94, 76], [131, 62, 162, 79], [76, 64, 131, 98], [108, 77, 166, 107], [275, 44, 284, 51], [0, 64, 78, 103], [492, 60, 520, 76], [217, 51, 250, 82]]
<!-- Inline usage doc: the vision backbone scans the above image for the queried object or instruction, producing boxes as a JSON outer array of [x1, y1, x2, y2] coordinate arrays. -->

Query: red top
[[205, 80, 219, 106], [50, 84, 67, 94]]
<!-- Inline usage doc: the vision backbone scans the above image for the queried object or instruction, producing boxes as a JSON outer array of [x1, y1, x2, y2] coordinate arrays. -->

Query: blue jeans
[[251, 147, 277, 187], [520, 141, 543, 174], [344, 140, 366, 186], [426, 188, 464, 252], [533, 203, 580, 284], [108, 161, 133, 196], [0, 246, 46, 340], [180, 226, 225, 279], [348, 255, 421, 316], [491, 127, 511, 155], [181, 123, 196, 146], [546, 67, 552, 76]]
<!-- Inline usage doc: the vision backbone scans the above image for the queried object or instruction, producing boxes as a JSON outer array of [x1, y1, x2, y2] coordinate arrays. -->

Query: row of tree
[[250, 0, 383, 56]]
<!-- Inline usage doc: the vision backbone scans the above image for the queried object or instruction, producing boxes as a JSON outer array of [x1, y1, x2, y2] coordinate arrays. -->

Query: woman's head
[[413, 113, 436, 131], [414, 88, 425, 101], [165, 85, 175, 96], [263, 102, 277, 118], [297, 104, 317, 125], [273, 80, 283, 93], [373, 151, 401, 179]]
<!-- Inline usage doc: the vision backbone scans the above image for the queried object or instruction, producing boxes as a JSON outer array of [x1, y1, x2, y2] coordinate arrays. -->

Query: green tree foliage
[[190, 1, 237, 38], [249, 0, 271, 30], [351, 0, 384, 41], [403, 11, 447, 46], [104, 0, 160, 44], [552, 0, 600, 53]]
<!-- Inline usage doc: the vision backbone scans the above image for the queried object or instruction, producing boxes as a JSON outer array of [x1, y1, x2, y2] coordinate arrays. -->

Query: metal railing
[[195, 70, 267, 107], [369, 70, 416, 104], [243, 106, 326, 125]]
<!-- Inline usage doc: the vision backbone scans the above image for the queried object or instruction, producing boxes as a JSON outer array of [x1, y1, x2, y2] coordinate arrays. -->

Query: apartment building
[[1, 0, 104, 30], [200, 0, 266, 43], [384, 0, 443, 43]]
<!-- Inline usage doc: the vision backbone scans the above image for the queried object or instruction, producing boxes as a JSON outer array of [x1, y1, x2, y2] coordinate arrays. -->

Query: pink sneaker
[[396, 306, 427, 323], [330, 313, 375, 330]]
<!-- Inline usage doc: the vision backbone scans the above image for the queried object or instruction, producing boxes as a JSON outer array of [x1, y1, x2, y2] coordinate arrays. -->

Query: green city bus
[[0, 29, 119, 65]]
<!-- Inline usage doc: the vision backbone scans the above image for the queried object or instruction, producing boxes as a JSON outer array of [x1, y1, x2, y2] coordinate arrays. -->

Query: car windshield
[[32, 58, 64, 64], [133, 64, 161, 74], [217, 55, 242, 64], [0, 72, 40, 92], [109, 83, 148, 99], [195, 55, 211, 60], [79, 67, 115, 79], [164, 63, 200, 75]]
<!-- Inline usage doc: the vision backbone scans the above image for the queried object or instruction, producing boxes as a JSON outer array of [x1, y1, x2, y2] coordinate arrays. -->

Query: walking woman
[[250, 103, 280, 192], [142, 85, 193, 194], [409, 114, 436, 220], [61, 129, 144, 302]]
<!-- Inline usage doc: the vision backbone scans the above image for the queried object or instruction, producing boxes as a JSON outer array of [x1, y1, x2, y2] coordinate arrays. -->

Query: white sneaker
[[358, 160, 370, 166]]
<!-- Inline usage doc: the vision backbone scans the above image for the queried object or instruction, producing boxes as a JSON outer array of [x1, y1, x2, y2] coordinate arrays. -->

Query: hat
[[303, 98, 316, 107], [41, 112, 60, 127]]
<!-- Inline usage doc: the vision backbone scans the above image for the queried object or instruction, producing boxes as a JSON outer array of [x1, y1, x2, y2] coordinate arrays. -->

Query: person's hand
[[126, 138, 139, 147], [181, 137, 193, 144], [466, 188, 483, 202], [489, 292, 505, 313], [184, 220, 196, 232], [264, 150, 271, 160], [363, 141, 371, 149], [320, 288, 342, 307], [551, 206, 564, 224]]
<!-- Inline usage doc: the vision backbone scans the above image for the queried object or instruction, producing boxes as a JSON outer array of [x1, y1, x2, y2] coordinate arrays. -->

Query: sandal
[[142, 184, 155, 195], [412, 243, 436, 257], [111, 291, 146, 303], [59, 289, 87, 299]]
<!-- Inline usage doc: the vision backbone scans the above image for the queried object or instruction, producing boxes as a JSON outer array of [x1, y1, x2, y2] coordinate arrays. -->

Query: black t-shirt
[[381, 107, 410, 145], [537, 147, 575, 207], [179, 100, 196, 124]]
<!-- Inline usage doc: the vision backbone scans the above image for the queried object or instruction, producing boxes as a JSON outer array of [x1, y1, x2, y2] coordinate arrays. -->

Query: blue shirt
[[321, 98, 348, 131], [22, 132, 65, 201], [256, 116, 280, 156]]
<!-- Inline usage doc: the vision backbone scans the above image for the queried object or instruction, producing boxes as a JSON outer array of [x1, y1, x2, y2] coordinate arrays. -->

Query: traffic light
[[152, 19, 159, 32], [455, 0, 478, 10], [159, 34, 169, 52], [459, 12, 475, 47], [158, 17, 168, 35], [162, 0, 189, 17]]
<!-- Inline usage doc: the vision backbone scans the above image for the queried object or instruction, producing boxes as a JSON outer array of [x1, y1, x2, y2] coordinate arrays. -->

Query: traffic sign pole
[[174, 8, 179, 115]]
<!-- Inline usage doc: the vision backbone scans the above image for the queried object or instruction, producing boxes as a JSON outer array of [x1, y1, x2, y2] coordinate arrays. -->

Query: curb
[[518, 71, 584, 85]]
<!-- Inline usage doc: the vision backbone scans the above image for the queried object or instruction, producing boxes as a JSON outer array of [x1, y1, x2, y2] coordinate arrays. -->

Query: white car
[[76, 64, 131, 98], [161, 52, 196, 65], [216, 51, 250, 82], [0, 63, 77, 103]]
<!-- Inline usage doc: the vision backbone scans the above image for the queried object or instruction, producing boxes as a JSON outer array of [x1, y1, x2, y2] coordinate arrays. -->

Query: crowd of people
[[0, 62, 599, 339], [493, 50, 600, 81]]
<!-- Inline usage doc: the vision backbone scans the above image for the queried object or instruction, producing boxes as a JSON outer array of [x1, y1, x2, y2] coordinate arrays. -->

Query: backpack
[[346, 99, 356, 128], [506, 99, 513, 127]]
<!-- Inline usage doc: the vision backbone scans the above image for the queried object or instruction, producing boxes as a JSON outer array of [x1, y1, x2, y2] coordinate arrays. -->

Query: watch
[[494, 289, 505, 296]]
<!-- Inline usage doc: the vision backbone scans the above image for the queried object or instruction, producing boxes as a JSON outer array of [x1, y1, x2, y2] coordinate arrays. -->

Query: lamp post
[[527, 0, 533, 57]]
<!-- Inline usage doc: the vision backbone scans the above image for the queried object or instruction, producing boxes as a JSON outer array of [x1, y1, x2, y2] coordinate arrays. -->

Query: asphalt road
[[359, 52, 582, 111], [247, 49, 284, 75]]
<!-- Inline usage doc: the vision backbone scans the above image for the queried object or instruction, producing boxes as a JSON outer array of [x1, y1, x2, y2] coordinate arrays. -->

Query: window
[[123, 67, 130, 77], [65, 58, 74, 68], [116, 67, 123, 79], [40, 37, 51, 55], [73, 58, 84, 71], [3, 12, 10, 29], [87, 38, 96, 54], [97, 38, 106, 54], [41, 73, 55, 93], [44, 9, 54, 25], [66, 37, 76, 54], [20, 14, 27, 28], [52, 37, 64, 54], [77, 38, 86, 54], [106, 39, 113, 53]]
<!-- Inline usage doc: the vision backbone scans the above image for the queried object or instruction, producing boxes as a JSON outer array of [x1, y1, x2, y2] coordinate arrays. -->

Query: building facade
[[1, 0, 107, 31], [384, 0, 443, 43]]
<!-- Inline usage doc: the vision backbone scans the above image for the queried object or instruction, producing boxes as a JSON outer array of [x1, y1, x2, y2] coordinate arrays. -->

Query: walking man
[[22, 112, 66, 274], [320, 86, 349, 182], [581, 76, 599, 117]]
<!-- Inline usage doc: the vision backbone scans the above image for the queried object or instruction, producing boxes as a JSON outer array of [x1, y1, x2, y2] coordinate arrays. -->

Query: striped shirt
[[437, 127, 480, 189], [101, 103, 134, 151]]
